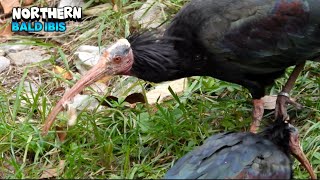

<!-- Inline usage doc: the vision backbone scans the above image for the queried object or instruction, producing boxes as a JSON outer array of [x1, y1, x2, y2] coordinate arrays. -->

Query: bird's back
[[164, 132, 292, 179], [165, 0, 320, 74]]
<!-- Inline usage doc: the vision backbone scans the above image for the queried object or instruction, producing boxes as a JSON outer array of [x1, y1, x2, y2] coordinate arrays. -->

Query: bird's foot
[[250, 99, 264, 133], [275, 92, 302, 121], [289, 127, 317, 179]]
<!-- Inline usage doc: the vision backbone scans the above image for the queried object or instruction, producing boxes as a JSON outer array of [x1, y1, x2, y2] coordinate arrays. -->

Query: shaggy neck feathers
[[127, 31, 183, 82], [259, 119, 294, 156], [127, 31, 209, 82]]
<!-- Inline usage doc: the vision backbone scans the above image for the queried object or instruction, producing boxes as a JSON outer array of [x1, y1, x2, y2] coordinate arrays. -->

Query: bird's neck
[[127, 32, 207, 83], [259, 120, 292, 155]]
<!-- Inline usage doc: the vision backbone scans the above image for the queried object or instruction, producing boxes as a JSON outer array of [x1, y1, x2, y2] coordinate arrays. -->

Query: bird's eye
[[114, 56, 122, 63]]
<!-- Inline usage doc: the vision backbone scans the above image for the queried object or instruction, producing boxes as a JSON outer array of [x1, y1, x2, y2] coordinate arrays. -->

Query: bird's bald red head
[[42, 39, 134, 135], [101, 38, 134, 75]]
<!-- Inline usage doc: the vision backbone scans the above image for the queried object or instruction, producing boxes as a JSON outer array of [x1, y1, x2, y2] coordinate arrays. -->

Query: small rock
[[24, 81, 39, 93], [65, 94, 102, 126], [110, 76, 142, 98], [68, 94, 101, 111], [0, 56, 10, 73], [8, 49, 50, 66], [75, 52, 100, 66], [83, 3, 112, 16], [74, 45, 101, 75], [20, 81, 39, 106], [133, 0, 167, 29], [58, 0, 84, 8], [0, 49, 5, 56], [76, 45, 100, 53], [0, 44, 29, 53], [89, 82, 108, 95]]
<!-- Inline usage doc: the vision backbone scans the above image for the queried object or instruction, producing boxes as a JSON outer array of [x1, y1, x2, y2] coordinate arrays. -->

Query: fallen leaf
[[0, 0, 20, 14], [112, 0, 118, 12], [113, 4, 118, 12], [50, 87, 65, 95], [55, 126, 67, 142], [261, 95, 298, 110], [40, 160, 65, 179], [146, 78, 188, 104], [100, 95, 118, 107], [125, 93, 145, 104], [97, 75, 112, 84], [53, 65, 73, 80], [100, 93, 145, 107], [0, 21, 13, 38], [23, 0, 34, 6], [67, 105, 78, 127], [261, 95, 277, 110]]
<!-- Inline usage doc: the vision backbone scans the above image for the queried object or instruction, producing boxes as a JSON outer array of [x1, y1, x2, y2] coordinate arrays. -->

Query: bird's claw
[[275, 92, 303, 121], [287, 98, 303, 110]]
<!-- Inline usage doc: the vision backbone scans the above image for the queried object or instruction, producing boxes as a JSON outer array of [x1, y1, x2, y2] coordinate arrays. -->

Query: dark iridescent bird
[[164, 119, 316, 179], [42, 0, 320, 134]]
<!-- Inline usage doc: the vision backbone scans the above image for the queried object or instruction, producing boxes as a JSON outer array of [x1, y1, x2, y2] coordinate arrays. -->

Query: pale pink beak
[[42, 58, 108, 135], [289, 133, 317, 179]]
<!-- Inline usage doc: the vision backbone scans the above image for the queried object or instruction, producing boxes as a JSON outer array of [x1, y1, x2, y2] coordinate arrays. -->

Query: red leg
[[250, 99, 264, 133]]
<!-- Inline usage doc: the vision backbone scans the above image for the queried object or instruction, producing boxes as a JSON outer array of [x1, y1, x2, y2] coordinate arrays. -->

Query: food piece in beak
[[288, 125, 317, 179], [42, 39, 133, 135]]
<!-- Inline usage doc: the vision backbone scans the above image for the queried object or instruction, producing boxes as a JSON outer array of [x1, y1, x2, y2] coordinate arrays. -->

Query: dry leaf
[[125, 93, 145, 104], [112, 0, 118, 12], [40, 160, 65, 179], [53, 65, 73, 80], [146, 78, 188, 104], [50, 87, 65, 95], [113, 4, 118, 12], [55, 126, 67, 142], [101, 95, 118, 107], [261, 95, 298, 110], [0, 21, 13, 38], [67, 105, 77, 126], [0, 0, 20, 14], [100, 93, 145, 107], [97, 75, 112, 84], [261, 95, 278, 110], [23, 0, 34, 6]]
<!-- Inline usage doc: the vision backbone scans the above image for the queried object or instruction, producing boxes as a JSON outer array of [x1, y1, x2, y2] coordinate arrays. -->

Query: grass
[[0, 0, 320, 178]]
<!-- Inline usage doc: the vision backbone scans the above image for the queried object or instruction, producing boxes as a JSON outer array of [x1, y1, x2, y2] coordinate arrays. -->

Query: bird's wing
[[230, 138, 292, 179], [164, 132, 246, 179], [164, 133, 292, 179], [167, 0, 320, 71], [204, 0, 320, 65]]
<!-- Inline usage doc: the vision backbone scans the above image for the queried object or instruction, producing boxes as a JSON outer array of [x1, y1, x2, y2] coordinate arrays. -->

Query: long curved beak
[[42, 58, 109, 135], [289, 134, 317, 179]]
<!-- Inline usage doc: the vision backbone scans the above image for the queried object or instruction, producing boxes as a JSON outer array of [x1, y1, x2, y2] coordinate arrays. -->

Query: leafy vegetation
[[0, 0, 319, 178]]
